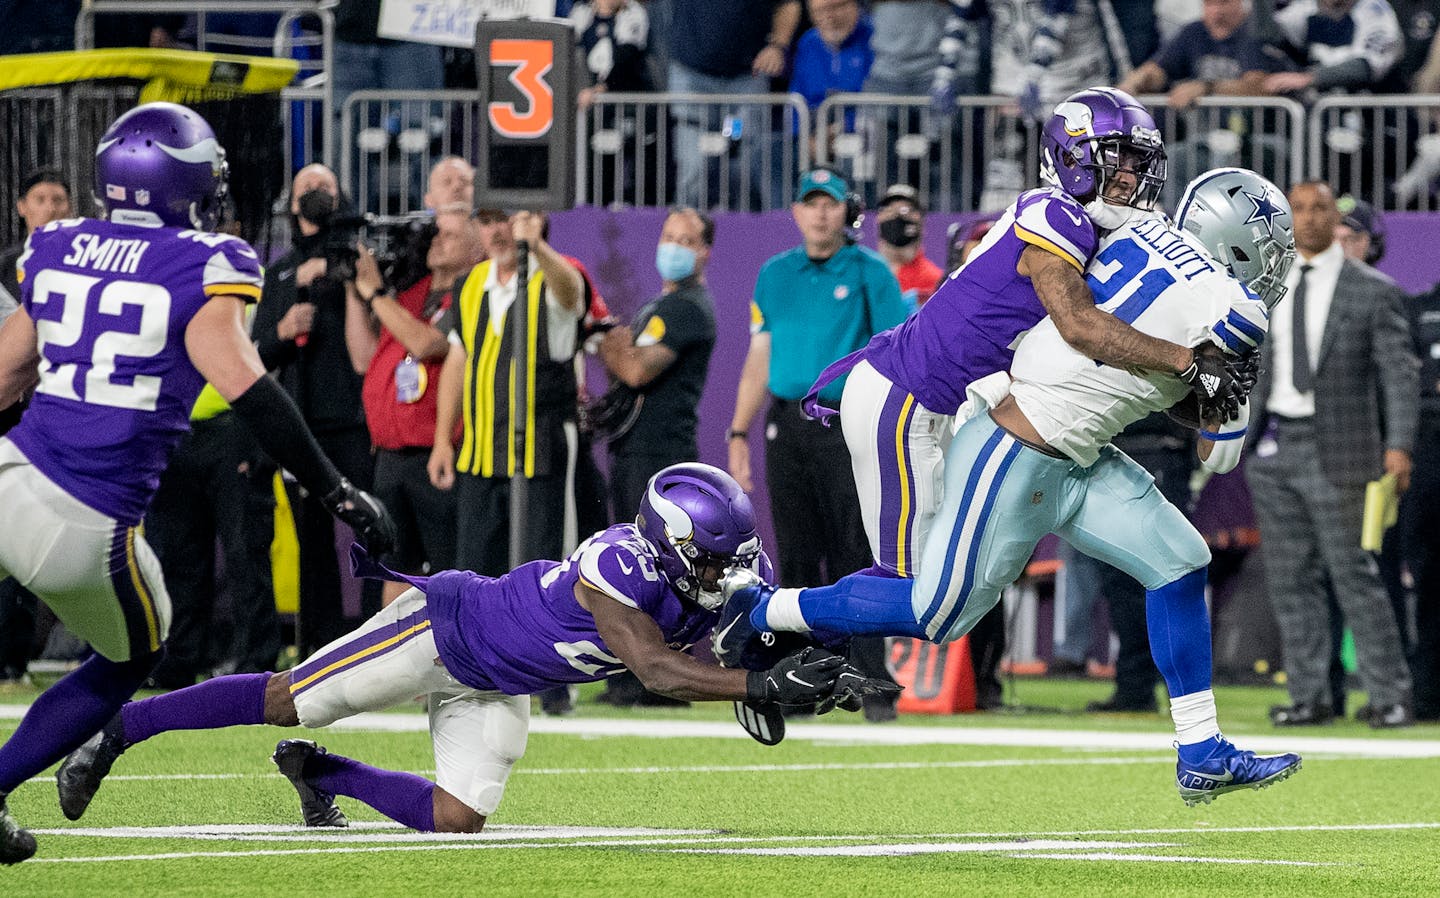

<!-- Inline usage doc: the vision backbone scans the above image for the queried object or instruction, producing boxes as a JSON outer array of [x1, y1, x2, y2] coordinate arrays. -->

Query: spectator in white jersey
[[1261, 0, 1405, 97]]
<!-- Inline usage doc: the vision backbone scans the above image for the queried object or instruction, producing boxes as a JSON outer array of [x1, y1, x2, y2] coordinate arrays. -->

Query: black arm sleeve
[[229, 374, 342, 497]]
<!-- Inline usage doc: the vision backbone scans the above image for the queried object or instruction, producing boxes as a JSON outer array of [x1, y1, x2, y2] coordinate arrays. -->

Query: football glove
[[746, 647, 845, 708], [816, 662, 904, 716], [733, 700, 786, 746], [322, 478, 398, 556], [1179, 348, 1242, 418]]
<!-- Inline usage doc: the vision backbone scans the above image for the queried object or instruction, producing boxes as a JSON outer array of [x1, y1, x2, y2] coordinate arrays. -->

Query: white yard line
[[83, 755, 1168, 786], [1010, 853, 1332, 866], [25, 822, 1410, 864], [670, 839, 1180, 856], [8, 704, 1436, 758]]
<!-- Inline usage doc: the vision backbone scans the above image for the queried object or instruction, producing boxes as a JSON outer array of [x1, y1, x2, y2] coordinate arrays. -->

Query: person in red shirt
[[355, 211, 486, 605], [874, 183, 943, 308]]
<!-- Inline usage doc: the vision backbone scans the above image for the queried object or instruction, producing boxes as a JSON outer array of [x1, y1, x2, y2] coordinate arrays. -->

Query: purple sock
[[308, 752, 437, 832], [121, 673, 271, 746], [0, 652, 155, 794]]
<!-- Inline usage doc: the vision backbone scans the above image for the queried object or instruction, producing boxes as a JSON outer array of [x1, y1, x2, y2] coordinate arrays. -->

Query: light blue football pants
[[915, 414, 1211, 643]]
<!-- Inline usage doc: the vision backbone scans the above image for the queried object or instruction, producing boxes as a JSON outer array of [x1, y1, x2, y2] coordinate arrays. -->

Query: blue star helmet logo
[[1244, 188, 1284, 235]]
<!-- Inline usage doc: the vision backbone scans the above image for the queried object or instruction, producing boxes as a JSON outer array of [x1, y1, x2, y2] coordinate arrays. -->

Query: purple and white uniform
[[0, 217, 262, 662], [286, 526, 765, 816], [9, 217, 263, 525], [826, 188, 1098, 576]]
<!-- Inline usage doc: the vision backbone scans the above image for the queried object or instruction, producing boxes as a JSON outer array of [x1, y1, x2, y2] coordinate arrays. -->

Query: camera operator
[[353, 210, 485, 607], [254, 163, 380, 656]]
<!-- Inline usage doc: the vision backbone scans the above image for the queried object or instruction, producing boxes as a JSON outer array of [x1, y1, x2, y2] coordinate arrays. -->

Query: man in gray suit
[[1245, 181, 1420, 729]]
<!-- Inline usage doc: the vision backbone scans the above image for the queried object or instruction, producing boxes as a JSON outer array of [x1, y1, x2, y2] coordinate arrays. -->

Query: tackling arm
[[579, 582, 847, 705], [1021, 245, 1193, 375], [582, 583, 752, 701]]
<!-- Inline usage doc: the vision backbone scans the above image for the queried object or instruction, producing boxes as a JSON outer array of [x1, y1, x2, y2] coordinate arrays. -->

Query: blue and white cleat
[[1175, 735, 1302, 806], [712, 568, 786, 671]]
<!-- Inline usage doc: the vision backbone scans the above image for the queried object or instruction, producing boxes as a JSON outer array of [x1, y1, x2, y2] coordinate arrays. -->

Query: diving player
[[735, 168, 1302, 805], [55, 464, 893, 835], [0, 103, 396, 864], [808, 87, 1244, 581]]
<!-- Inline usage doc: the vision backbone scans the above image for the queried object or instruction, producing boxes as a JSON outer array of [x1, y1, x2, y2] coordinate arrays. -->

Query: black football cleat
[[56, 713, 127, 821], [271, 740, 348, 828], [0, 793, 36, 865]]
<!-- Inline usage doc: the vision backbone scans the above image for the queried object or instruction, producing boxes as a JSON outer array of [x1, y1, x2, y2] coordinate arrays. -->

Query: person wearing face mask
[[597, 208, 718, 527], [253, 164, 382, 656], [874, 184, 943, 309], [589, 208, 718, 708]]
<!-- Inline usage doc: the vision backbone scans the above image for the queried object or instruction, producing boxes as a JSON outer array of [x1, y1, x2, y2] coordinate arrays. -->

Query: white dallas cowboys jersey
[[1008, 212, 1265, 466]]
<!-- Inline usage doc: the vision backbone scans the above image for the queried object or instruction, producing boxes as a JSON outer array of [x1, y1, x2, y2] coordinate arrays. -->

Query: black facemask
[[879, 216, 920, 248], [297, 189, 337, 227]]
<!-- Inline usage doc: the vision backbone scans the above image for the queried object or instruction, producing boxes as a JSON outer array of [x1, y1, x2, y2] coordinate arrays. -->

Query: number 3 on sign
[[488, 39, 554, 138]]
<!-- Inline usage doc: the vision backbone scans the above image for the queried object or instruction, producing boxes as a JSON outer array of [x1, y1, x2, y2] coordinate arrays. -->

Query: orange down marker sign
[[488, 38, 555, 139], [888, 636, 977, 714]]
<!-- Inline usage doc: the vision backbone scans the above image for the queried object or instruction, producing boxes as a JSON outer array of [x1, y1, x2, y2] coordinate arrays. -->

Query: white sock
[[763, 588, 809, 633], [1170, 689, 1220, 746]]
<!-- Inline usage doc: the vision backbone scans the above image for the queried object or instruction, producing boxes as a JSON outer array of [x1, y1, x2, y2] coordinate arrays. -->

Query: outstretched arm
[[187, 296, 396, 552], [580, 583, 845, 706], [583, 584, 750, 701]]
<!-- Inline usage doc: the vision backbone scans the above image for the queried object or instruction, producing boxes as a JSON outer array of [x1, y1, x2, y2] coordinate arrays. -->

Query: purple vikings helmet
[[95, 102, 229, 231], [636, 463, 762, 610], [1040, 87, 1166, 228]]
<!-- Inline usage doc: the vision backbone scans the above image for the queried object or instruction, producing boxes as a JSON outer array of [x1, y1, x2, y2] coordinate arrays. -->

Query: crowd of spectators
[[13, 0, 1440, 218]]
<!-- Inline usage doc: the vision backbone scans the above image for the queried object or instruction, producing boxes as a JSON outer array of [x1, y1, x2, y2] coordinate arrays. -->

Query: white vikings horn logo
[[1054, 101, 1094, 138]]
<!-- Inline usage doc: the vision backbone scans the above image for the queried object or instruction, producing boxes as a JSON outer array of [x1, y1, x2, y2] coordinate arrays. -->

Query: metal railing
[[1310, 94, 1440, 211], [1137, 94, 1306, 208], [817, 94, 1040, 214], [576, 92, 811, 212], [0, 85, 140, 246], [74, 0, 335, 169], [340, 90, 487, 217]]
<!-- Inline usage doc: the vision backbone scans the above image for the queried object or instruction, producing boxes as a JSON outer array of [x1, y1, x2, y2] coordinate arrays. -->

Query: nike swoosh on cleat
[[1182, 768, 1234, 783], [714, 613, 745, 653]]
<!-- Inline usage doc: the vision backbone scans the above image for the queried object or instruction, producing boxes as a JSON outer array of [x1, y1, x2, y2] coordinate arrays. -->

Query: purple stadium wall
[[549, 208, 1440, 560]]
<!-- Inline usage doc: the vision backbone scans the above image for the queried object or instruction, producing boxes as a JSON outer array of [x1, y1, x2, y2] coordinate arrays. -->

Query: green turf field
[[3, 678, 1439, 897]]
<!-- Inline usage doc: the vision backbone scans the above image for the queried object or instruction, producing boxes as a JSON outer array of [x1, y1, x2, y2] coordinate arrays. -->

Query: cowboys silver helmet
[[1175, 167, 1295, 309]]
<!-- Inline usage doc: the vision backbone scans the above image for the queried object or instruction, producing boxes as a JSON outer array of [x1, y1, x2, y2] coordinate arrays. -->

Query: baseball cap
[[796, 168, 848, 203], [1337, 196, 1380, 237], [879, 183, 923, 213]]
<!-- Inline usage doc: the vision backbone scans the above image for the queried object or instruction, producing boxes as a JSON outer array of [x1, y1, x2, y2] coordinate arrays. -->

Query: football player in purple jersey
[[803, 87, 1246, 583], [54, 464, 894, 835], [0, 102, 396, 864]]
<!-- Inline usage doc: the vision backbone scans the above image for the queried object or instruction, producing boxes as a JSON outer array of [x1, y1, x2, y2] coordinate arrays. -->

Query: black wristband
[[727, 428, 748, 441], [745, 669, 769, 703], [230, 375, 343, 498]]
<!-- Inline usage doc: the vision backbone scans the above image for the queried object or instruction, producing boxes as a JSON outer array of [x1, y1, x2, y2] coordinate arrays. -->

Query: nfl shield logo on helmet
[[135, 189, 151, 207]]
